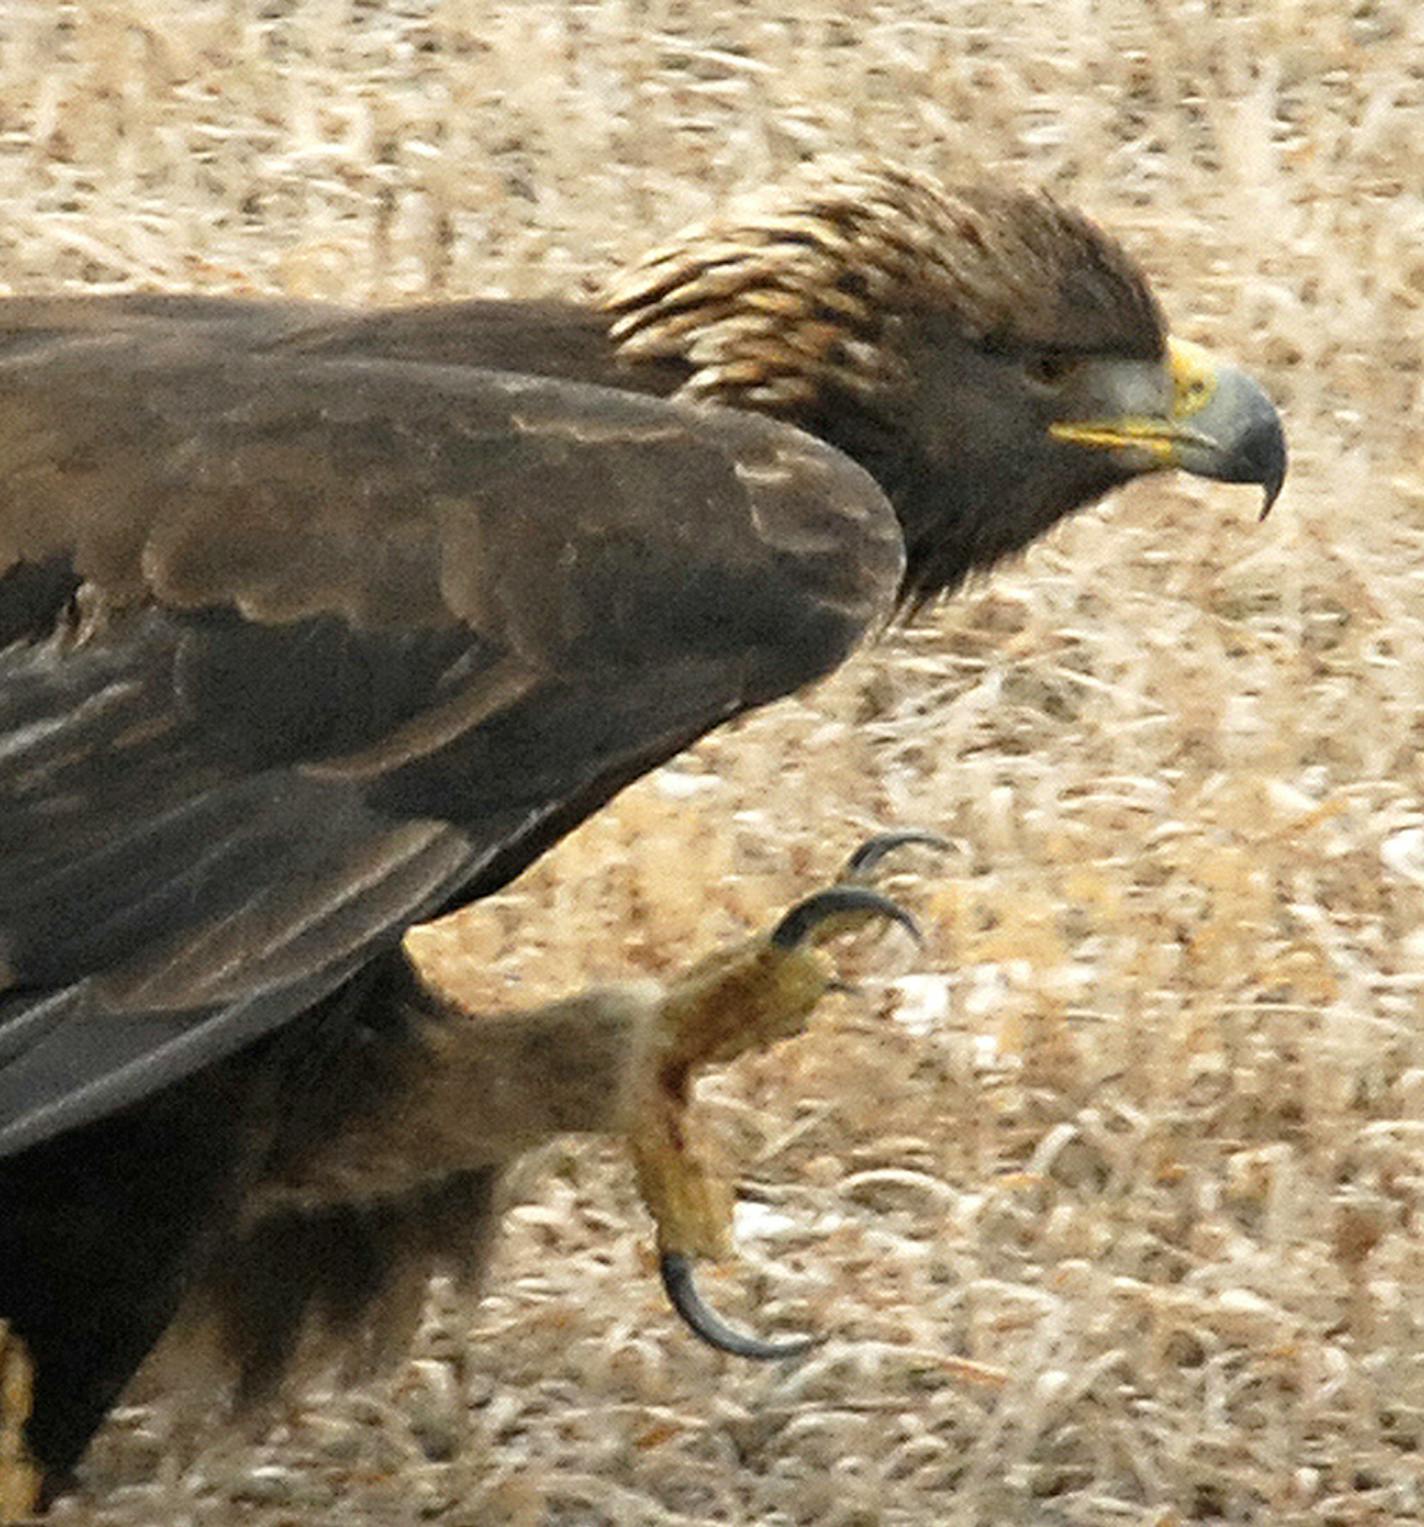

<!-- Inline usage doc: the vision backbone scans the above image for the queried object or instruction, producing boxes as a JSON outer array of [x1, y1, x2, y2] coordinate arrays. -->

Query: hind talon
[[659, 1252, 817, 1361]]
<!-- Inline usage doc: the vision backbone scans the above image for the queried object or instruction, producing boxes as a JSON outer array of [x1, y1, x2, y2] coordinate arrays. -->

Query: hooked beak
[[1050, 337, 1287, 518]]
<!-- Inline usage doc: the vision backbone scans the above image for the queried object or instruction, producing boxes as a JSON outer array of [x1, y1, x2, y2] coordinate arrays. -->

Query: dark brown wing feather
[[0, 304, 903, 1156]]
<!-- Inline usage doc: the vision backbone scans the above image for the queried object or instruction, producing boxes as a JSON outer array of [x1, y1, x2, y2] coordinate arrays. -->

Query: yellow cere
[[1167, 336, 1219, 420]]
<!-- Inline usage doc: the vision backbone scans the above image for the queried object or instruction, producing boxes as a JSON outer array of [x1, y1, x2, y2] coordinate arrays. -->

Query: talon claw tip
[[660, 1252, 817, 1362], [770, 885, 921, 950], [841, 829, 951, 881]]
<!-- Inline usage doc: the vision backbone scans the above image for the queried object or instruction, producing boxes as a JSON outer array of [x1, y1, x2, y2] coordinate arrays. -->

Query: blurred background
[[4, 3, 1420, 1523]]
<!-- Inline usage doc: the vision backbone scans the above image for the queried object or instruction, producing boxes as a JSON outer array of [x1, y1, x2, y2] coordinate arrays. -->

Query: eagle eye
[[1023, 351, 1083, 389]]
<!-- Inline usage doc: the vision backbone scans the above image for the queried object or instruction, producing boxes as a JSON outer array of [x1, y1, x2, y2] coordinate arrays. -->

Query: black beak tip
[[1190, 364, 1288, 519], [1258, 429, 1288, 521], [1242, 390, 1288, 520], [1231, 404, 1288, 521]]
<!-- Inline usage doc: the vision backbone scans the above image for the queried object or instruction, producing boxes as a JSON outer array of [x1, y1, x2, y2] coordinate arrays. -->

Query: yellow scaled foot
[[0, 1321, 40, 1524], [627, 831, 942, 1358]]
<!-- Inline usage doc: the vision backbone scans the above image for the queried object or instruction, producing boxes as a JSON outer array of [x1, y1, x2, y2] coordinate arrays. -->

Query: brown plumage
[[0, 155, 1284, 1510]]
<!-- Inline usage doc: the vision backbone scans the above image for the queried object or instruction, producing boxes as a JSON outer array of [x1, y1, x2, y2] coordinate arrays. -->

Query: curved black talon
[[660, 1252, 818, 1362], [841, 829, 950, 881], [770, 885, 921, 950]]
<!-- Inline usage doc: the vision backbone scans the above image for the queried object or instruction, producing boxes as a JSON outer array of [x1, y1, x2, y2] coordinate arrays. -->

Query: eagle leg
[[250, 836, 937, 1369], [0, 1321, 41, 1524], [627, 833, 938, 1359]]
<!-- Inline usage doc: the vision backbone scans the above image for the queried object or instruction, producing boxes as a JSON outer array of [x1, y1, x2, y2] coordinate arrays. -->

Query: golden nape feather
[[602, 155, 1166, 411]]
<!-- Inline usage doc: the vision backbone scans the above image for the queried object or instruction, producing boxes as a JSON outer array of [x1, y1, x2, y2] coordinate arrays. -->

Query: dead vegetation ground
[[2, 1, 1421, 1523]]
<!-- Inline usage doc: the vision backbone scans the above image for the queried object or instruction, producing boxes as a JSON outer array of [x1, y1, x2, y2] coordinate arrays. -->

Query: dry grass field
[[3, 1, 1421, 1523]]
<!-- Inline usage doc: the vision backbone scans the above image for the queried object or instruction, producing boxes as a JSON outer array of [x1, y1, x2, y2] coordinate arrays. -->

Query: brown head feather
[[602, 155, 1165, 414]]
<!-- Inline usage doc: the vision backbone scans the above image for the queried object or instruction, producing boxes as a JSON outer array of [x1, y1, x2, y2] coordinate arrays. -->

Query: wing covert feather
[[0, 308, 904, 1153], [0, 331, 903, 657]]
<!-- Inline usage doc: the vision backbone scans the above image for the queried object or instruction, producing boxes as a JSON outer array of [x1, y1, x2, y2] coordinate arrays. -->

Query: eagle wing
[[0, 310, 903, 1156]]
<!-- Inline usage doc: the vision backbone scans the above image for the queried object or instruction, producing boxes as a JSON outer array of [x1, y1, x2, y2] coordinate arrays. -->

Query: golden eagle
[[0, 157, 1284, 1514]]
